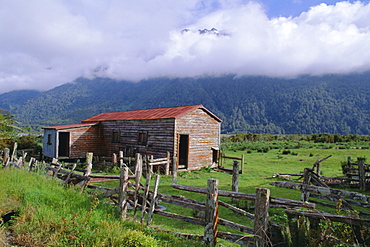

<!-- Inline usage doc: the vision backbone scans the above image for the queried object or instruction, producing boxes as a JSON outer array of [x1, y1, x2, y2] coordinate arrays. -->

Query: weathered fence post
[[118, 166, 129, 219], [172, 157, 178, 184], [80, 152, 93, 191], [141, 172, 152, 224], [254, 188, 270, 247], [147, 174, 160, 225], [203, 178, 219, 246], [232, 160, 239, 203], [133, 153, 143, 220], [10, 142, 17, 163], [358, 158, 366, 191], [53, 163, 62, 178], [149, 155, 154, 174], [85, 152, 93, 176], [165, 151, 170, 175], [64, 164, 77, 185], [21, 151, 27, 167], [113, 153, 117, 166], [3, 148, 9, 167], [119, 151, 124, 168], [28, 157, 35, 171], [301, 168, 312, 202]]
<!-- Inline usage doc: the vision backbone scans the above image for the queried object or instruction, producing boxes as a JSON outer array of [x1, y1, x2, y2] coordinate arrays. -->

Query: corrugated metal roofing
[[42, 122, 99, 130], [82, 104, 222, 122]]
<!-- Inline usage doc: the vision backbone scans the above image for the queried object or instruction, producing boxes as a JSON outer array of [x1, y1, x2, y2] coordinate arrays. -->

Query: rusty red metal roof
[[42, 122, 99, 130], [82, 104, 222, 122]]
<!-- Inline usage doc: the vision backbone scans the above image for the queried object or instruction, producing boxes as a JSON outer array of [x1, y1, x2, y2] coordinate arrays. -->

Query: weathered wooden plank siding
[[176, 109, 220, 170], [100, 119, 175, 157], [59, 125, 102, 159]]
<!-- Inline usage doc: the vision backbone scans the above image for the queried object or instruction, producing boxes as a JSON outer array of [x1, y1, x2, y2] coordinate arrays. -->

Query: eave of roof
[[81, 104, 222, 123], [42, 122, 99, 130]]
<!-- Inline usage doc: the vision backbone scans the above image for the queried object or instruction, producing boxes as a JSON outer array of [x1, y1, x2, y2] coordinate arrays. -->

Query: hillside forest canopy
[[1, 73, 370, 135]]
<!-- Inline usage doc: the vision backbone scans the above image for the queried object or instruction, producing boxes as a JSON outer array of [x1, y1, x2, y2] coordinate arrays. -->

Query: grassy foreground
[[0, 168, 204, 247]]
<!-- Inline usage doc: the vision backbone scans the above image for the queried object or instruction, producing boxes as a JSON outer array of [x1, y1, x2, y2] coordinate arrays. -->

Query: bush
[[120, 230, 158, 247]]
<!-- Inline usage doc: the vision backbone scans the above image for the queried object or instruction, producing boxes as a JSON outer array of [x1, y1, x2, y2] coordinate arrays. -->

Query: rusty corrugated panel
[[42, 122, 99, 130], [82, 104, 222, 123]]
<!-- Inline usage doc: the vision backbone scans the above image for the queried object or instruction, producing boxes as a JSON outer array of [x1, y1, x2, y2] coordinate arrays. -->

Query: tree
[[0, 109, 21, 149]]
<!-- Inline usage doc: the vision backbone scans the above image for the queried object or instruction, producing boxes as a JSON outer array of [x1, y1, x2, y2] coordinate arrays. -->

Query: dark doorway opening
[[212, 148, 219, 165], [58, 132, 70, 157], [178, 134, 189, 169]]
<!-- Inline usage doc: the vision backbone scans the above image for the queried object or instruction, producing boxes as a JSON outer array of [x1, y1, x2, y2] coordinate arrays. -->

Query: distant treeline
[[222, 133, 370, 152], [226, 133, 370, 143]]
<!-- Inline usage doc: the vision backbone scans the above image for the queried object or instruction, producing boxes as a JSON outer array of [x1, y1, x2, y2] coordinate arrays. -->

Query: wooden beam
[[173, 183, 315, 209]]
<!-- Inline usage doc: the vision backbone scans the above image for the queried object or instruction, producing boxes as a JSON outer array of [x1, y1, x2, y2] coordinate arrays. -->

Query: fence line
[[219, 151, 245, 174], [11, 149, 366, 246]]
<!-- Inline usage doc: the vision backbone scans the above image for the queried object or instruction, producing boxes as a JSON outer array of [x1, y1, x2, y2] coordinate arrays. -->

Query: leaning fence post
[[232, 160, 239, 203], [172, 157, 178, 184], [3, 148, 9, 167], [64, 164, 77, 185], [147, 174, 160, 225], [141, 172, 152, 224], [10, 142, 17, 163], [254, 188, 270, 247], [28, 157, 35, 171], [204, 178, 219, 246], [118, 166, 129, 219]]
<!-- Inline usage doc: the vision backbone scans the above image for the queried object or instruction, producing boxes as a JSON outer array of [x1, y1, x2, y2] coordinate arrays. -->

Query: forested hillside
[[1, 73, 370, 134]]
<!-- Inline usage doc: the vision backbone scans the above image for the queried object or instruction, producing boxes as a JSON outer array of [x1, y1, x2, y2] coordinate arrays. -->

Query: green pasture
[[92, 143, 370, 246], [2, 137, 370, 246]]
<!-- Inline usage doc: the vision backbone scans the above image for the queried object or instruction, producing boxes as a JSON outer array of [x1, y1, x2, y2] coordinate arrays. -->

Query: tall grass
[[0, 168, 204, 247]]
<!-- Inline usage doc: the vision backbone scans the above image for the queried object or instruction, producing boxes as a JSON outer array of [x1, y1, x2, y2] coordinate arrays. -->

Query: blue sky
[[1, 0, 370, 93], [261, 0, 358, 17]]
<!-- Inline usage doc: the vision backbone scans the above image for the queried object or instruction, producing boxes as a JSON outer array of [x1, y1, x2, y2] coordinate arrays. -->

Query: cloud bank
[[1, 0, 370, 93]]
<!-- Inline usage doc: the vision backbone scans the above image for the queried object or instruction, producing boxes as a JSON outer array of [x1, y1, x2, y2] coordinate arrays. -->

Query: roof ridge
[[81, 104, 221, 122]]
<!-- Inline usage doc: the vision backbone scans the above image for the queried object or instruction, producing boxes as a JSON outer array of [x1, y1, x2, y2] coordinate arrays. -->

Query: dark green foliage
[[1, 72, 370, 134], [222, 133, 370, 153], [0, 109, 19, 149]]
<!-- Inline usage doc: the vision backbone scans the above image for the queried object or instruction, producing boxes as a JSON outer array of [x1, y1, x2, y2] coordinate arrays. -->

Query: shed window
[[137, 131, 148, 145], [47, 134, 52, 145], [112, 130, 120, 143]]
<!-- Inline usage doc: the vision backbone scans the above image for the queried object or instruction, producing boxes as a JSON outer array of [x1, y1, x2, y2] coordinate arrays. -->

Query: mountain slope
[[1, 74, 370, 134]]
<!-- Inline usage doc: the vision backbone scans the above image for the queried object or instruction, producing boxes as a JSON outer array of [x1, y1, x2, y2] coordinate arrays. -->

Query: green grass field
[[93, 142, 370, 246], [2, 136, 369, 246]]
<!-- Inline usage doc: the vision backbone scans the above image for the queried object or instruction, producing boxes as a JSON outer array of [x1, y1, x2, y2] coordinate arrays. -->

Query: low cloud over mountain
[[1, 1, 370, 93]]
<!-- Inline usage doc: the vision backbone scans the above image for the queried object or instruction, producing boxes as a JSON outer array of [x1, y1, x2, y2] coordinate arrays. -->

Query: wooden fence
[[342, 157, 370, 190], [2, 143, 41, 170], [6, 147, 370, 246], [52, 153, 318, 246], [219, 151, 245, 174], [270, 167, 370, 245]]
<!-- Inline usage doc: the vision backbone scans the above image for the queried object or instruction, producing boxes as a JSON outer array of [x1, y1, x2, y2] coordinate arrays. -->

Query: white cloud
[[1, 1, 370, 93]]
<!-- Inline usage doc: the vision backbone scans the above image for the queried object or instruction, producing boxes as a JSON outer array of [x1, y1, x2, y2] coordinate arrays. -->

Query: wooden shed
[[42, 105, 222, 170]]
